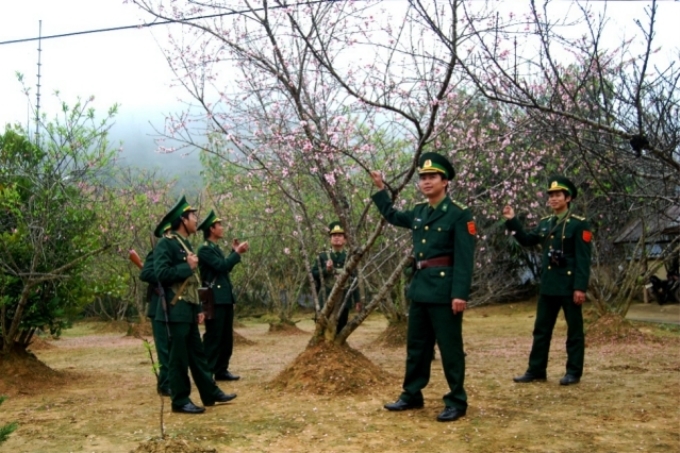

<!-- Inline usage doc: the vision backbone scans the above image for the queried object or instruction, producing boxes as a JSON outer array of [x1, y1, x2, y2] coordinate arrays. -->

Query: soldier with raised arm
[[370, 152, 476, 423], [503, 176, 592, 386], [197, 210, 249, 382], [311, 221, 360, 333]]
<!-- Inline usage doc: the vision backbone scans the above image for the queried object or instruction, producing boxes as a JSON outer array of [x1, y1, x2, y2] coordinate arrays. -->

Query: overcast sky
[[0, 0, 199, 178], [1, 0, 678, 178]]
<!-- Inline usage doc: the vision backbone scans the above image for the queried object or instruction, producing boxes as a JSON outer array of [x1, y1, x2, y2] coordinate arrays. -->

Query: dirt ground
[[1, 301, 679, 453]]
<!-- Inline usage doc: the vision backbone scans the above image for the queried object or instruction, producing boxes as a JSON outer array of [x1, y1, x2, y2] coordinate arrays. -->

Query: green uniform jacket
[[139, 250, 159, 318], [153, 233, 202, 323], [372, 189, 476, 303], [506, 212, 592, 296], [197, 240, 241, 304], [311, 250, 360, 307]]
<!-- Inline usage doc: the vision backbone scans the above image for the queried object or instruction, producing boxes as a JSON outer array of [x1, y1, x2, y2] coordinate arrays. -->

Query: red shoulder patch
[[582, 230, 592, 243], [467, 221, 477, 235]]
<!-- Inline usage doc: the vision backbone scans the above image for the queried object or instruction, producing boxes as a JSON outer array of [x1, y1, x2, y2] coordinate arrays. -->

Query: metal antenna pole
[[35, 20, 42, 144]]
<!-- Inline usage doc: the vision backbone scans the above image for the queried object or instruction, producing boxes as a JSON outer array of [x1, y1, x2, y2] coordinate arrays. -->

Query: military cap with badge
[[198, 209, 222, 232], [328, 221, 345, 235], [546, 176, 578, 199], [418, 152, 456, 180], [154, 195, 198, 238]]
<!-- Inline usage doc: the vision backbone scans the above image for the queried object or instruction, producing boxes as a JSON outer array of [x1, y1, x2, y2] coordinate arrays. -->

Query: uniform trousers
[[149, 317, 170, 392], [527, 294, 584, 378], [401, 301, 467, 410], [202, 304, 235, 375], [168, 321, 222, 408]]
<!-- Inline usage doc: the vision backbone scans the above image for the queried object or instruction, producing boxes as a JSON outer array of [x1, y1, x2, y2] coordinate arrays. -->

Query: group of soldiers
[[369, 152, 592, 422], [138, 151, 593, 422], [139, 198, 247, 414]]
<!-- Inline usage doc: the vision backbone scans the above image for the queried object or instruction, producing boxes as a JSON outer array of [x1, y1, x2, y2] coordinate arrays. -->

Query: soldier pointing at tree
[[370, 152, 476, 423], [502, 176, 592, 386]]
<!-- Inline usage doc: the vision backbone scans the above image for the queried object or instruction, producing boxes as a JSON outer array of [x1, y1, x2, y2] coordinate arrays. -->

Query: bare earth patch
[[0, 301, 678, 453], [370, 320, 408, 348], [131, 437, 217, 453], [586, 312, 651, 345], [270, 342, 397, 395]]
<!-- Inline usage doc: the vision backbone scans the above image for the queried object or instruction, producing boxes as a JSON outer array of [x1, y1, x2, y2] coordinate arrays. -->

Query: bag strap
[[166, 232, 200, 304]]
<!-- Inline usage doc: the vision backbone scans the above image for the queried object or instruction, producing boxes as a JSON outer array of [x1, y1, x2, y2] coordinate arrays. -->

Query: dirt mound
[[586, 313, 651, 346], [27, 336, 56, 351], [127, 322, 154, 338], [131, 438, 217, 453], [0, 349, 70, 396], [268, 320, 307, 335], [233, 330, 255, 346], [371, 321, 408, 348], [270, 342, 396, 395]]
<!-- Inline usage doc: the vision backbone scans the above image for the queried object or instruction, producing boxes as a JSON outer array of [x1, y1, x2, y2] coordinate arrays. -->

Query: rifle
[[129, 247, 172, 341], [150, 235, 172, 342], [129, 249, 143, 269]]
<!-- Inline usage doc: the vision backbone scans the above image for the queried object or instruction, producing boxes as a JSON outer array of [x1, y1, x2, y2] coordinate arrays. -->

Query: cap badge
[[423, 159, 432, 168], [551, 181, 558, 188]]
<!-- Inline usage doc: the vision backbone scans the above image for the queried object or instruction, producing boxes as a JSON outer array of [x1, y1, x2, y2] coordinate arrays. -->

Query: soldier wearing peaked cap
[[138, 221, 172, 397], [153, 196, 237, 414], [311, 221, 360, 334], [197, 210, 249, 382], [370, 152, 476, 423], [502, 176, 592, 386]]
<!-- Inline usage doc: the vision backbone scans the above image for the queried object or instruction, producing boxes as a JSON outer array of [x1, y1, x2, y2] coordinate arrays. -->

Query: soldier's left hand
[[197, 312, 205, 324], [452, 298, 467, 314], [235, 240, 249, 254], [573, 290, 586, 305]]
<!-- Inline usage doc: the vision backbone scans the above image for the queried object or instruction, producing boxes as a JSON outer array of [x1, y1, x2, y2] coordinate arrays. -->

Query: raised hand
[[369, 170, 385, 190]]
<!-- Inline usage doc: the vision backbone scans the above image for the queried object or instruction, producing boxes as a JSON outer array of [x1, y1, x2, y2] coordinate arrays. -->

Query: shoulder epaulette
[[451, 199, 468, 210], [540, 215, 553, 220], [415, 201, 428, 206], [203, 241, 209, 246], [164, 232, 174, 239], [571, 214, 586, 221]]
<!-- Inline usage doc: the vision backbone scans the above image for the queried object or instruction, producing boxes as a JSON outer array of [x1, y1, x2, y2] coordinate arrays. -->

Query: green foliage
[[0, 395, 18, 444], [0, 94, 118, 353]]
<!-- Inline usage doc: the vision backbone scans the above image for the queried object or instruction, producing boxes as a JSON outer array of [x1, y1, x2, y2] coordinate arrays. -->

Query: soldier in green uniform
[[370, 152, 476, 422], [197, 210, 249, 382], [311, 222, 360, 333], [502, 176, 592, 386], [139, 223, 171, 397], [153, 196, 237, 414]]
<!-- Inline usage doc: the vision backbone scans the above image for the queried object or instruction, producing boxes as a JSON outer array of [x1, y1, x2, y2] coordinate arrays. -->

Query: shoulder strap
[[169, 232, 193, 255]]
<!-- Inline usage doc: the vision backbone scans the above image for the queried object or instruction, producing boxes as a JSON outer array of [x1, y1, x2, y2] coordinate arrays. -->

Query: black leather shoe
[[171, 401, 205, 414], [384, 399, 424, 411], [436, 407, 466, 422], [205, 391, 237, 406], [215, 371, 240, 381], [513, 372, 547, 383], [559, 374, 580, 386]]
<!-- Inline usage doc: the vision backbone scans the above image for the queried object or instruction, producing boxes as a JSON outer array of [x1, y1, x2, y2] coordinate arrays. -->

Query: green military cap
[[328, 221, 345, 235], [153, 221, 172, 238], [153, 195, 197, 238], [547, 176, 578, 199], [418, 152, 455, 180], [197, 209, 222, 232]]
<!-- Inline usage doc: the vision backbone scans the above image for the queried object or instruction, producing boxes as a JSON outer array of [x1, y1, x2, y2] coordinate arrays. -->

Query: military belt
[[416, 256, 452, 270]]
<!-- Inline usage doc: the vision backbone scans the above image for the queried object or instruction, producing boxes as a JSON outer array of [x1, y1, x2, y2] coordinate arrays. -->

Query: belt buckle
[[416, 261, 422, 270]]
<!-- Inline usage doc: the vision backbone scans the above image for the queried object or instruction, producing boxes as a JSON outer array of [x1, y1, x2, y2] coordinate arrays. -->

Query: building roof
[[614, 204, 680, 244]]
